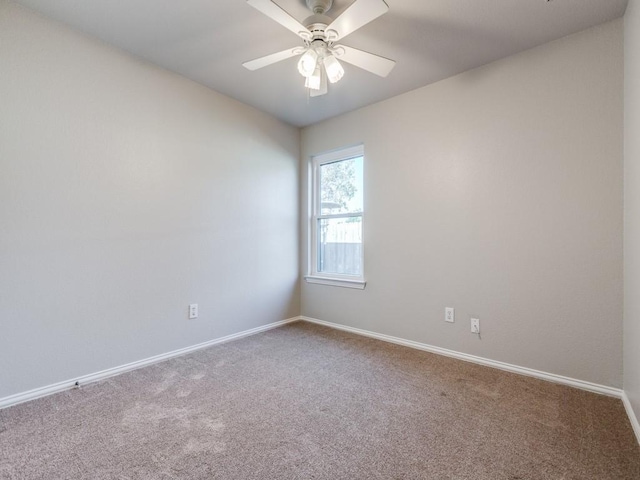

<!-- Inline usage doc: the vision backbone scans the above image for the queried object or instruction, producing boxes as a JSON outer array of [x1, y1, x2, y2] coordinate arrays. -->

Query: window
[[306, 145, 365, 289]]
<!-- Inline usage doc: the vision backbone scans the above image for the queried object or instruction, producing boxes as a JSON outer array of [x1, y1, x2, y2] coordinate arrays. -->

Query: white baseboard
[[4, 314, 637, 448], [299, 316, 623, 398], [622, 391, 640, 446], [0, 316, 299, 410]]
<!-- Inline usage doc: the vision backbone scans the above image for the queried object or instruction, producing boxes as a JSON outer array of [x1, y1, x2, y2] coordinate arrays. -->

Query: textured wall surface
[[301, 20, 624, 387], [0, 2, 300, 399], [625, 0, 640, 426]]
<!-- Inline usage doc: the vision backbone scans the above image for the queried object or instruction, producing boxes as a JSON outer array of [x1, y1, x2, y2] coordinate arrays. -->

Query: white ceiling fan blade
[[243, 47, 302, 71], [325, 0, 389, 42], [335, 45, 395, 77], [247, 0, 310, 40]]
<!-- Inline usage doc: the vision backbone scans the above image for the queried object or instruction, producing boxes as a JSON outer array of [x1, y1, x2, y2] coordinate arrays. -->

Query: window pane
[[317, 216, 362, 276], [320, 157, 363, 215]]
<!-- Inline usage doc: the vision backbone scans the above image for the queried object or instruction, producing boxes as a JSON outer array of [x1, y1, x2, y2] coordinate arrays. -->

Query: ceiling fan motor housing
[[306, 0, 333, 15], [304, 17, 333, 41], [304, 0, 333, 41]]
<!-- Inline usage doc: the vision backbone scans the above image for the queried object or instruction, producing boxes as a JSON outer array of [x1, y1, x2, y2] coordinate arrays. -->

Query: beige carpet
[[1, 321, 639, 479]]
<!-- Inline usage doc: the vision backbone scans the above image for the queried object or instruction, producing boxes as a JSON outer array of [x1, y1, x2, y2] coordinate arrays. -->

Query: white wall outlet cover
[[189, 304, 198, 319], [445, 307, 455, 323], [471, 318, 480, 333]]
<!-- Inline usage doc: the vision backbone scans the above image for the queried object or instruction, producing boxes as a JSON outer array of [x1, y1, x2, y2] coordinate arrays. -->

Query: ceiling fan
[[243, 0, 396, 97]]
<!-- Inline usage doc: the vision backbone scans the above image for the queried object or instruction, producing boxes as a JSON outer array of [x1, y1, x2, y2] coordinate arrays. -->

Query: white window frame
[[305, 144, 366, 290]]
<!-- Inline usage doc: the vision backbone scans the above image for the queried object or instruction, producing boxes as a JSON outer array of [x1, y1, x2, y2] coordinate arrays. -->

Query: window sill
[[304, 276, 366, 290]]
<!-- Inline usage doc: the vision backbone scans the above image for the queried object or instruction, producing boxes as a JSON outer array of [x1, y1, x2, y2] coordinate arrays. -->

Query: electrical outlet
[[471, 317, 480, 334], [189, 304, 198, 319], [445, 307, 455, 323]]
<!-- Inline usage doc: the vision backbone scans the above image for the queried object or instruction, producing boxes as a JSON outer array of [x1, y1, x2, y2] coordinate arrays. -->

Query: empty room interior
[[2, 0, 640, 478]]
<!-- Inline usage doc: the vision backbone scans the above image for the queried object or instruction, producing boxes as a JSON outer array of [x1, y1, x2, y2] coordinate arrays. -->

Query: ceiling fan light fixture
[[323, 54, 344, 84], [297, 48, 318, 78], [305, 64, 322, 90], [244, 0, 396, 98]]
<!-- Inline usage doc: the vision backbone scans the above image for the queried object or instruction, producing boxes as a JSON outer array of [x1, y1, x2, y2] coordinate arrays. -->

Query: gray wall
[[625, 0, 640, 425], [0, 2, 300, 399], [0, 1, 629, 402], [301, 20, 624, 388]]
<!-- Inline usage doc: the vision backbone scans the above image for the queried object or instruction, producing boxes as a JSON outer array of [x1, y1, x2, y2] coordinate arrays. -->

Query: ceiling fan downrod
[[306, 0, 333, 15]]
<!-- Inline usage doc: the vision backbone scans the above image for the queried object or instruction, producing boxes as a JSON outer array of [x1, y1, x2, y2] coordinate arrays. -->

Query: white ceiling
[[13, 0, 628, 127]]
